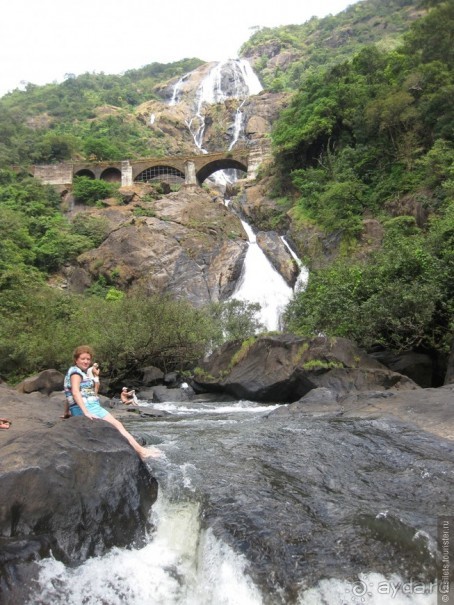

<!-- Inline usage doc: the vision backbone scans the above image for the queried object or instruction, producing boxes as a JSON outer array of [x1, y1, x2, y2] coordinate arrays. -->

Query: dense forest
[[0, 0, 452, 385], [273, 0, 453, 382]]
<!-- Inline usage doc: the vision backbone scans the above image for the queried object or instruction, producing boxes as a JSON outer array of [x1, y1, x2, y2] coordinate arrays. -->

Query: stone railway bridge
[[31, 145, 266, 188]]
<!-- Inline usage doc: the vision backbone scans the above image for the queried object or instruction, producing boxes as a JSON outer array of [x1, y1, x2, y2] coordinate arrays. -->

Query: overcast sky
[[0, 0, 361, 98]]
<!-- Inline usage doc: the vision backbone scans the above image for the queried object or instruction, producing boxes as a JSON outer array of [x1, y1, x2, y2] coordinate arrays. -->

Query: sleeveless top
[[64, 366, 98, 409]]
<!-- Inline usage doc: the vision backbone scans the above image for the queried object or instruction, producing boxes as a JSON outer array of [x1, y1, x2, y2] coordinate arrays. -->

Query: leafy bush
[[284, 213, 453, 354], [70, 214, 110, 247], [72, 176, 118, 205]]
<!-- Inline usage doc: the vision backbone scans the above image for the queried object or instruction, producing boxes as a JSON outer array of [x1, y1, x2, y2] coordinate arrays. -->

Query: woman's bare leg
[[103, 413, 161, 460]]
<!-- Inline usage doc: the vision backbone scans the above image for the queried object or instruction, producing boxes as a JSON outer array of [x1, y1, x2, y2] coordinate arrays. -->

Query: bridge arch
[[197, 159, 247, 184], [100, 167, 121, 182], [74, 168, 95, 179], [135, 165, 185, 185]]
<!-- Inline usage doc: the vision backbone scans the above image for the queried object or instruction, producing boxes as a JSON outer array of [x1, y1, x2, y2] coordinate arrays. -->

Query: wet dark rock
[[368, 349, 434, 387], [269, 387, 341, 417], [256, 231, 299, 287], [149, 384, 195, 403], [159, 387, 454, 603], [163, 371, 181, 387], [126, 406, 171, 418], [193, 334, 418, 403], [0, 385, 158, 604], [268, 382, 454, 440], [445, 338, 454, 385]]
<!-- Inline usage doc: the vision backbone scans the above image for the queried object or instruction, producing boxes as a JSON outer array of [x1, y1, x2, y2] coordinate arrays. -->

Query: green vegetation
[[0, 58, 203, 166], [0, 170, 106, 275], [0, 0, 452, 384], [0, 282, 264, 384], [72, 176, 119, 205], [241, 0, 424, 91], [208, 300, 264, 342], [230, 336, 259, 368], [0, 168, 263, 383], [278, 0, 454, 363], [301, 359, 344, 370]]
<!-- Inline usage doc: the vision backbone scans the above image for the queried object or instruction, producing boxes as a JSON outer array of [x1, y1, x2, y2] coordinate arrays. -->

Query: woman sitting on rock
[[64, 345, 159, 461]]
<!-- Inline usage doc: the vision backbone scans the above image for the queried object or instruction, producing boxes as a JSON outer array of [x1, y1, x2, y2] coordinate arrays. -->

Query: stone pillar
[[247, 137, 272, 180], [184, 160, 197, 185], [121, 161, 133, 187]]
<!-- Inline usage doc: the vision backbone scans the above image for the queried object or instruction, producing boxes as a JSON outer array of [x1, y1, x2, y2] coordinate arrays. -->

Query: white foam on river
[[151, 400, 281, 415], [28, 492, 262, 605]]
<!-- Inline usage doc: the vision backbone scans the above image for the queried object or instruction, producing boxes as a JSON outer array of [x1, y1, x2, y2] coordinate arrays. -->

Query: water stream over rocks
[[29, 398, 453, 604]]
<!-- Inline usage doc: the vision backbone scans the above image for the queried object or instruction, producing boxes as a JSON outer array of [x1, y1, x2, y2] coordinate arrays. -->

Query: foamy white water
[[281, 236, 309, 292], [232, 221, 294, 331], [27, 398, 442, 605], [28, 492, 263, 605]]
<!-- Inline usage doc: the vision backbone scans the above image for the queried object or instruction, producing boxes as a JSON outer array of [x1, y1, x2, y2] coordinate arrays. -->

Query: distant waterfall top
[[169, 59, 262, 108], [200, 59, 263, 104]]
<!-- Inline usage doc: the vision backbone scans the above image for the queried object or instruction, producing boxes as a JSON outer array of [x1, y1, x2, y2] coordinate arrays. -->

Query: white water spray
[[29, 488, 263, 605], [232, 221, 294, 332]]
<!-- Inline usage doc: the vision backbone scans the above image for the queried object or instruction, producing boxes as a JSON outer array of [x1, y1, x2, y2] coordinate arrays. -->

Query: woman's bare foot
[[140, 446, 162, 460], [0, 419, 11, 429]]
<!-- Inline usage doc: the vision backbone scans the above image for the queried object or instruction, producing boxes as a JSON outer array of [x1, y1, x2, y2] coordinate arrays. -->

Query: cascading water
[[171, 58, 303, 330], [29, 399, 450, 605], [281, 237, 309, 292], [231, 220, 293, 332], [169, 59, 261, 153]]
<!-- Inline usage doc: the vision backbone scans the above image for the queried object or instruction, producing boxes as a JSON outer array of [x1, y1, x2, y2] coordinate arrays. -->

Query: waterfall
[[169, 73, 188, 106], [29, 489, 263, 605], [232, 221, 294, 332], [229, 99, 246, 151], [169, 58, 307, 330]]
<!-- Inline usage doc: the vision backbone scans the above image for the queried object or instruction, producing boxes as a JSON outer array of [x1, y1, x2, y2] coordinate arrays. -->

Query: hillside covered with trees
[[0, 0, 452, 386], [270, 0, 453, 383]]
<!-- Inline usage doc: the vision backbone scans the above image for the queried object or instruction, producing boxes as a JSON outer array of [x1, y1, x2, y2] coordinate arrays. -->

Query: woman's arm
[[70, 374, 96, 420]]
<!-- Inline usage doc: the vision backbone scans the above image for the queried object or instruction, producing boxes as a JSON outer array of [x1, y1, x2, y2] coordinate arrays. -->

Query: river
[[29, 395, 453, 605]]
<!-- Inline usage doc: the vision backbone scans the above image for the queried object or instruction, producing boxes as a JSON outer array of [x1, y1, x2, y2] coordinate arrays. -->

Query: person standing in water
[[64, 345, 160, 461]]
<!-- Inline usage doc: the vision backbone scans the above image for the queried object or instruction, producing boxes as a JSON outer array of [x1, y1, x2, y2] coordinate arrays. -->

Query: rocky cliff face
[[64, 186, 249, 305], [138, 62, 288, 155]]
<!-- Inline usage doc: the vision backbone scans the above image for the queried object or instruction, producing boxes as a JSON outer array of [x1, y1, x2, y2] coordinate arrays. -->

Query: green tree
[[72, 176, 118, 205], [284, 216, 448, 353]]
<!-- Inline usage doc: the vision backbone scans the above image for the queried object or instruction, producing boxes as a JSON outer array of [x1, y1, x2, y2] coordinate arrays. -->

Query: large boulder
[[0, 385, 158, 604], [368, 349, 434, 388], [192, 334, 418, 403], [141, 365, 165, 386], [15, 369, 64, 395], [269, 383, 454, 441], [445, 338, 454, 385]]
